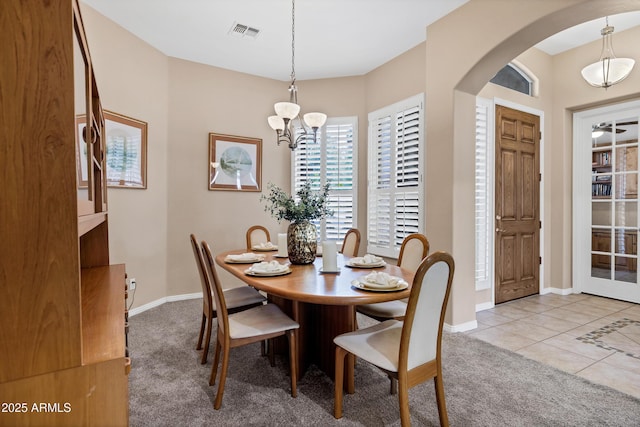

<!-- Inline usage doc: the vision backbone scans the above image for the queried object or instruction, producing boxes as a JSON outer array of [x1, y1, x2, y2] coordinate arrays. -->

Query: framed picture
[[208, 133, 262, 192], [104, 111, 148, 189]]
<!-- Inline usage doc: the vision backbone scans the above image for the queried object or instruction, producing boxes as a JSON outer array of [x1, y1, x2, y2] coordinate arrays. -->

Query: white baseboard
[[129, 292, 203, 317], [541, 287, 574, 296], [444, 319, 478, 333], [476, 301, 494, 312]]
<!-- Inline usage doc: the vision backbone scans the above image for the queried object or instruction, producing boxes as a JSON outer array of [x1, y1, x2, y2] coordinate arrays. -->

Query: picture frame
[[103, 111, 148, 189], [208, 133, 262, 192]]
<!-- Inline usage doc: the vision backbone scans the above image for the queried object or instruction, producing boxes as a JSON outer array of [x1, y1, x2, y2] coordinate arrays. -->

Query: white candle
[[322, 241, 338, 271], [277, 233, 288, 257]]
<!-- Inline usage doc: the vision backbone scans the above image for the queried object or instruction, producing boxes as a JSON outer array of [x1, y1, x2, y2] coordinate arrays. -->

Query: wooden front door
[[495, 105, 540, 303]]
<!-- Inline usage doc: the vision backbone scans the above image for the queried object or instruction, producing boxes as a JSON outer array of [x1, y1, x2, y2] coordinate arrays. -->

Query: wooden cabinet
[[0, 1, 128, 425]]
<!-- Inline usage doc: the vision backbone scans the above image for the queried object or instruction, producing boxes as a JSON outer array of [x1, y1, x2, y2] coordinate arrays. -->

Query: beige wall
[[81, 4, 170, 307]]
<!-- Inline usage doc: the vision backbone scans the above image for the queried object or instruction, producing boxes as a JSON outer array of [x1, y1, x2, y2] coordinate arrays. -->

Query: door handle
[[496, 228, 506, 233]]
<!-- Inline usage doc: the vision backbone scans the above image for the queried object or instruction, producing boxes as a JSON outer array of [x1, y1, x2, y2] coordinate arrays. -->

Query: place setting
[[345, 254, 386, 268], [223, 252, 266, 264], [251, 242, 279, 252], [351, 271, 408, 292], [244, 260, 291, 277]]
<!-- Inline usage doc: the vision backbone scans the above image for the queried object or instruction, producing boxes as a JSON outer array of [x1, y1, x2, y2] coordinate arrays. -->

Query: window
[[367, 94, 424, 258], [490, 63, 533, 96], [475, 98, 494, 290], [292, 116, 358, 244]]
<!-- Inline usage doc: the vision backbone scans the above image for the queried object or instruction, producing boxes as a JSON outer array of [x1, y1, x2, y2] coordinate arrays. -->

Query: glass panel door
[[590, 117, 639, 284]]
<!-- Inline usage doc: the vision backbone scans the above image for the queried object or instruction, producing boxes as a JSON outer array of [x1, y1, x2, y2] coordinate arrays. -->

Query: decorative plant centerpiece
[[261, 181, 332, 264]]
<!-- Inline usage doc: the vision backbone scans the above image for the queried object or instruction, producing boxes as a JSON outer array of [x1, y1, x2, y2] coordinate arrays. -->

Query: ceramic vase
[[287, 220, 317, 264]]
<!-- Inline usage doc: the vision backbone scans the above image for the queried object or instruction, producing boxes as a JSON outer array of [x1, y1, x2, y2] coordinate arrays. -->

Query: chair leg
[[398, 378, 410, 427], [213, 344, 230, 410], [209, 340, 221, 386], [389, 375, 398, 395], [287, 330, 297, 398], [200, 314, 212, 364], [196, 313, 205, 350], [334, 346, 348, 419], [434, 373, 449, 427], [269, 338, 275, 367]]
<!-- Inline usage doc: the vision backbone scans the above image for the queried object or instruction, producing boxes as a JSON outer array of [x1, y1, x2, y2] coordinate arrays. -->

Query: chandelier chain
[[291, 0, 296, 82]]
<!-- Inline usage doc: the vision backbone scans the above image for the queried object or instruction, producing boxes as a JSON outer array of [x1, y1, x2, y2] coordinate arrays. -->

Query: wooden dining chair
[[340, 228, 361, 256], [356, 233, 429, 322], [190, 234, 266, 364], [201, 240, 299, 410], [246, 225, 271, 250], [334, 251, 455, 427]]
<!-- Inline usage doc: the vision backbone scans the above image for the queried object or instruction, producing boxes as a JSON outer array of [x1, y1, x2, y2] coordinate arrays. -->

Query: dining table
[[215, 249, 415, 391]]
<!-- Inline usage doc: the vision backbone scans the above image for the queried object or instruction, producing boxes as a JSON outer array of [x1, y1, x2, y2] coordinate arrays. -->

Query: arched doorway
[[424, 0, 640, 330]]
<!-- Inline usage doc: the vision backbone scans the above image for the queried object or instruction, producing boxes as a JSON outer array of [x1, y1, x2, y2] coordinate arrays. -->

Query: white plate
[[224, 256, 264, 264], [345, 260, 386, 268], [274, 254, 289, 258], [252, 245, 278, 252], [245, 268, 292, 277], [351, 278, 408, 292]]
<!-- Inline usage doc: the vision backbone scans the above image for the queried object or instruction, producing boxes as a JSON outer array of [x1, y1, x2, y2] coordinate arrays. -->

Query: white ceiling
[[81, 0, 640, 81]]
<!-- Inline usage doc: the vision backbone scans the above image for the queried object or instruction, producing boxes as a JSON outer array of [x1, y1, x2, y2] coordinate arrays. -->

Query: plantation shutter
[[475, 97, 493, 290], [368, 94, 424, 258], [292, 117, 358, 244]]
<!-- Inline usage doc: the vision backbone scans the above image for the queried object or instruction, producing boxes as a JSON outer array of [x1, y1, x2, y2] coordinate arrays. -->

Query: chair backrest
[[201, 240, 230, 337], [190, 234, 212, 316], [340, 228, 361, 256], [399, 251, 454, 371], [397, 233, 430, 272], [246, 225, 271, 250]]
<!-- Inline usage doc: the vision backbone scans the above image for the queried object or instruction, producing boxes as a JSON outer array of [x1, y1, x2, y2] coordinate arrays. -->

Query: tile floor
[[467, 293, 640, 399]]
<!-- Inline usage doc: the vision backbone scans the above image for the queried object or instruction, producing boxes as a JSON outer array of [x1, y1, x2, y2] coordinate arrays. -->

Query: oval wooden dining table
[[215, 249, 414, 391]]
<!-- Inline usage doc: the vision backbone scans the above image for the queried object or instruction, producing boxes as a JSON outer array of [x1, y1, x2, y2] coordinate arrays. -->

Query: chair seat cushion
[[357, 299, 407, 319], [221, 286, 266, 311], [334, 320, 402, 372], [229, 304, 299, 339]]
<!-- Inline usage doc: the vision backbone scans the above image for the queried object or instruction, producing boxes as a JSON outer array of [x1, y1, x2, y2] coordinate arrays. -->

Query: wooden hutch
[[0, 1, 129, 425]]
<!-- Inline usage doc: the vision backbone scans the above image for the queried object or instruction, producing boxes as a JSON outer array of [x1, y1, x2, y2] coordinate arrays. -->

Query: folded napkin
[[226, 253, 264, 262], [351, 254, 384, 265], [248, 261, 288, 273], [253, 242, 277, 249], [362, 272, 402, 288]]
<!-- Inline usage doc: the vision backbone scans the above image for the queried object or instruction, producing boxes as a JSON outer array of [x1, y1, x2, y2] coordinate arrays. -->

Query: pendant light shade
[[581, 18, 635, 89]]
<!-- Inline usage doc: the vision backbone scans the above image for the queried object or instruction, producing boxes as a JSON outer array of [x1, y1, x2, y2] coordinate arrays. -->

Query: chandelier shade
[[580, 18, 635, 89], [267, 0, 326, 150]]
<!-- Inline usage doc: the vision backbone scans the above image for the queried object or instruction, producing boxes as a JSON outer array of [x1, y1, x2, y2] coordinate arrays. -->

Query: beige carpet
[[128, 298, 640, 426]]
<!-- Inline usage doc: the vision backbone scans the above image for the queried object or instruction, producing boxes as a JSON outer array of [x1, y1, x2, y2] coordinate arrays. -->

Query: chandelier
[[581, 17, 635, 89], [267, 0, 326, 150]]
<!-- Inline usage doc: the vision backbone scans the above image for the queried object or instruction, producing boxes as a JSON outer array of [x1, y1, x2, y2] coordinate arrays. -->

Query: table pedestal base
[[269, 296, 355, 390]]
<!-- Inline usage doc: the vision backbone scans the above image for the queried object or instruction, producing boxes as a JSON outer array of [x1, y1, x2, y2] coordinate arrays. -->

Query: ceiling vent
[[228, 22, 260, 39]]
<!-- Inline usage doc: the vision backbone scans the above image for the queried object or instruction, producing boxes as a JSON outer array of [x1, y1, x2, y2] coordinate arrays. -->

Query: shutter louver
[[475, 99, 492, 290], [367, 94, 424, 258], [292, 117, 357, 245]]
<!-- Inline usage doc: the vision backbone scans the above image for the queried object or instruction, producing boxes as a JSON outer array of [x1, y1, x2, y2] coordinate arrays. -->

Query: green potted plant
[[261, 181, 333, 264]]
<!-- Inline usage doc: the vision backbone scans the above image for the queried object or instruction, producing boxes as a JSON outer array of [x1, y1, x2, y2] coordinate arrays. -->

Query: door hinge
[[539, 173, 542, 182], [539, 256, 542, 265], [539, 131, 542, 140], [539, 221, 542, 229]]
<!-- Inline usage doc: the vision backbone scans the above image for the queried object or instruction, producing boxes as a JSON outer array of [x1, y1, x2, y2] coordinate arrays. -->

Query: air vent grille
[[228, 22, 260, 39]]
